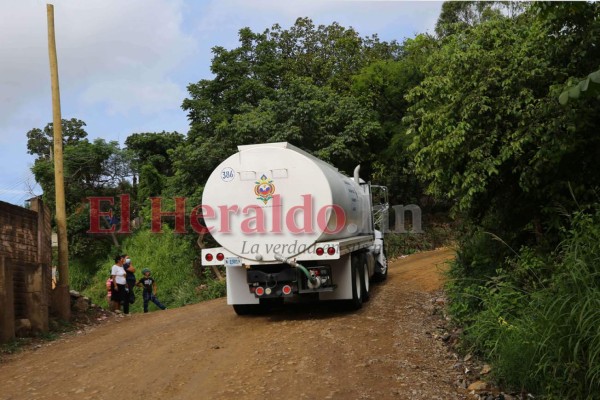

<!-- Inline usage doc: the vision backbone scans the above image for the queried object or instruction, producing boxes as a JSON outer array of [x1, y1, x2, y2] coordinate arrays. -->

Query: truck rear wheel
[[233, 298, 283, 315], [348, 254, 363, 310], [233, 304, 259, 315]]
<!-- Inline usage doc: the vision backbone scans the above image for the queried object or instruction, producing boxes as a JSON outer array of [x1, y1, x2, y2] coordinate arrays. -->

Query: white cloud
[[82, 79, 185, 116], [0, 0, 196, 198], [0, 0, 196, 141], [191, 0, 442, 41]]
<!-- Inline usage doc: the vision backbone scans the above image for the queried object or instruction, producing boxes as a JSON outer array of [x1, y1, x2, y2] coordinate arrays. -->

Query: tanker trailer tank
[[201, 142, 373, 262]]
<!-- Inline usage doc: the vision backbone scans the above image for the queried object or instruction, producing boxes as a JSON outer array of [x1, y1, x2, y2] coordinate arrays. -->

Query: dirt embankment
[[1, 248, 463, 400]]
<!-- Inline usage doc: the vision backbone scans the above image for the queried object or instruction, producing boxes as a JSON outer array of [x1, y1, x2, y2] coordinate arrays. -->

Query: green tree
[[406, 8, 600, 240], [27, 120, 133, 258], [174, 18, 400, 198], [351, 34, 437, 204], [137, 164, 164, 200], [434, 1, 521, 38], [26, 118, 88, 159], [32, 138, 132, 210], [224, 77, 382, 174], [125, 131, 183, 177]]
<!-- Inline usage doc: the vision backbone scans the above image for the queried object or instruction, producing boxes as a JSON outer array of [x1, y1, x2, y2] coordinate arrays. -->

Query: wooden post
[[47, 3, 70, 321]]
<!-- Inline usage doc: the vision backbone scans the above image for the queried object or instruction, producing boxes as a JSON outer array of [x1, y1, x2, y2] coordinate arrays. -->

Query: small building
[[0, 198, 52, 343]]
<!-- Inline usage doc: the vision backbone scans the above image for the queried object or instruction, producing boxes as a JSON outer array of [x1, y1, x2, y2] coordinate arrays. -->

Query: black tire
[[232, 304, 260, 315], [347, 254, 363, 310], [361, 253, 371, 302], [373, 262, 387, 282], [260, 297, 284, 311], [233, 298, 283, 315]]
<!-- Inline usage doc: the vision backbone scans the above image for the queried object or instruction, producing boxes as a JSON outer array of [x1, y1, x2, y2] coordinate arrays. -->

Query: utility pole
[[47, 3, 70, 321]]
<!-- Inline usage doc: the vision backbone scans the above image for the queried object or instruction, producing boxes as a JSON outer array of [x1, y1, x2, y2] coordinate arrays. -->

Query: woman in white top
[[110, 255, 128, 313]]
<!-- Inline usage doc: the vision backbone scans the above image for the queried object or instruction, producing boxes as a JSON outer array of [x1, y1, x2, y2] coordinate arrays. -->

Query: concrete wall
[[0, 199, 52, 343]]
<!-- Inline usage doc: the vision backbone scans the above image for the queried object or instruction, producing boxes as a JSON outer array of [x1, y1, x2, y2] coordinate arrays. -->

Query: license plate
[[224, 257, 242, 267]]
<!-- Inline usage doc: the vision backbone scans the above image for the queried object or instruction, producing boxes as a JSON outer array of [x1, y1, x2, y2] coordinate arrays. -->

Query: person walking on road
[[136, 268, 167, 313]]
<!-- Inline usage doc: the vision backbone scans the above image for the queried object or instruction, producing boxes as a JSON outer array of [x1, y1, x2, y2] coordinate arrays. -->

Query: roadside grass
[[447, 209, 600, 398]]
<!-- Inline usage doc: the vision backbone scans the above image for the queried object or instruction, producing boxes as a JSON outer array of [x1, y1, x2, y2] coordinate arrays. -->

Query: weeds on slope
[[447, 209, 600, 399]]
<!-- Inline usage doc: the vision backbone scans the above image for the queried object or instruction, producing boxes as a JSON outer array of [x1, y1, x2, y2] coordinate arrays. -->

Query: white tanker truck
[[201, 142, 388, 314]]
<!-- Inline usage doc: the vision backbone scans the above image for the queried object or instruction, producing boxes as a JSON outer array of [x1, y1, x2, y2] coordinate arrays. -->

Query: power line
[[0, 172, 38, 204], [0, 179, 30, 194]]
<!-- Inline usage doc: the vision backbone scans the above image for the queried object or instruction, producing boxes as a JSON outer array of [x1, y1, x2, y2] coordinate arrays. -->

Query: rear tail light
[[316, 247, 324, 256], [327, 247, 336, 255], [216, 253, 224, 261], [255, 287, 265, 296], [282, 285, 292, 295], [205, 253, 213, 262]]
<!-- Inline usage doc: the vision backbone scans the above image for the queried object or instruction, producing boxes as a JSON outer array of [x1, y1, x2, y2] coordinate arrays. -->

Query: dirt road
[[1, 248, 463, 400]]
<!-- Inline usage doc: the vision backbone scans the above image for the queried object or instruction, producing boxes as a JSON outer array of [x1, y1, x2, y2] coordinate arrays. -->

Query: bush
[[448, 209, 600, 398], [69, 258, 101, 293], [527, 210, 600, 398], [445, 228, 509, 325], [458, 260, 542, 392], [197, 268, 227, 301]]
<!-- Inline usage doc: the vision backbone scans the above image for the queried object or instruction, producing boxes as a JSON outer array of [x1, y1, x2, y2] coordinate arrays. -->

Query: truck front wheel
[[361, 253, 370, 302], [372, 246, 388, 283], [348, 254, 364, 310]]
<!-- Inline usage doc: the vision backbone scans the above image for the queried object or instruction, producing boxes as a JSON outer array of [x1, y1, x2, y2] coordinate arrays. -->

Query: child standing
[[106, 273, 113, 303], [136, 268, 167, 313]]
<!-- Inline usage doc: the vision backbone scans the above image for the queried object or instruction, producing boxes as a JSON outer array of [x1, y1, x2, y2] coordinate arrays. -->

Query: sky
[[0, 0, 442, 205]]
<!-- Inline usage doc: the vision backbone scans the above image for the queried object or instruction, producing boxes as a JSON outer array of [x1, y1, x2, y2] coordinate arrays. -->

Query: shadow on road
[[235, 282, 386, 322]]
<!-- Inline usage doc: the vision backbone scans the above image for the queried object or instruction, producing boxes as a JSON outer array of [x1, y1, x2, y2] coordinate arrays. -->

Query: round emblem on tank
[[221, 167, 235, 182]]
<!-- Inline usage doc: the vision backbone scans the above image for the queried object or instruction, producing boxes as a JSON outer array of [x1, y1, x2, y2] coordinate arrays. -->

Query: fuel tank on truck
[[201, 142, 373, 262]]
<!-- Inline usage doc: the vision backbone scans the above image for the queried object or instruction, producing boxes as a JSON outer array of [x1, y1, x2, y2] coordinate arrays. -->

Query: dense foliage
[[423, 2, 600, 398], [29, 4, 600, 396], [173, 18, 402, 200]]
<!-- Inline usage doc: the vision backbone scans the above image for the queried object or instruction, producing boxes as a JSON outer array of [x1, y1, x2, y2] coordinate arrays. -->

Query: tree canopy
[[26, 118, 88, 159], [173, 17, 401, 199]]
